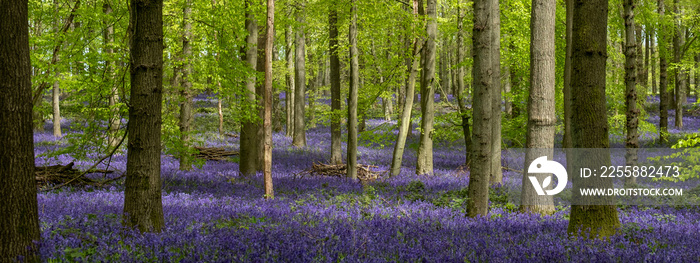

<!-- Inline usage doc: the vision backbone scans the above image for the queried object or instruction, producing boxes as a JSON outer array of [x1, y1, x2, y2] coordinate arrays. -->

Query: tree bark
[[263, 0, 275, 199], [489, 0, 502, 185], [329, 6, 342, 164], [644, 28, 650, 89], [239, 0, 258, 176], [635, 26, 644, 89], [623, 0, 639, 186], [179, 0, 194, 171], [456, 3, 471, 167], [659, 0, 669, 145], [651, 29, 657, 96], [285, 20, 294, 138], [52, 73, 62, 137], [672, 0, 684, 128], [347, 0, 359, 180], [0, 0, 41, 259], [390, 0, 423, 177], [567, 0, 620, 238], [520, 0, 556, 215], [293, 3, 307, 147], [696, 54, 699, 97], [123, 0, 165, 233], [104, 2, 121, 148], [466, 0, 495, 217], [416, 0, 437, 176]]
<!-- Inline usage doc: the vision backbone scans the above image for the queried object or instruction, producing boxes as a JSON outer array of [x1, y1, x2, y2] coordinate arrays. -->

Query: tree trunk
[[0, 0, 41, 259], [263, 0, 275, 199], [696, 54, 699, 97], [489, 0, 502, 184], [520, 0, 556, 215], [239, 0, 258, 176], [416, 0, 437, 176], [651, 29, 657, 96], [347, 0, 359, 180], [673, 0, 684, 128], [567, 0, 620, 238], [104, 2, 121, 148], [456, 3, 471, 167], [123, 0, 165, 233], [644, 28, 650, 90], [659, 0, 669, 145], [285, 21, 294, 138], [329, 6, 342, 165], [635, 26, 644, 89], [255, 22, 266, 172], [623, 0, 639, 186], [467, 0, 495, 217], [390, 0, 423, 177], [179, 0, 194, 171], [293, 3, 307, 147], [52, 74, 61, 137]]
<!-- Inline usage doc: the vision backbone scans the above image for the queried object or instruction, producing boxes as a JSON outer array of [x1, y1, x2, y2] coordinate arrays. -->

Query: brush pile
[[296, 162, 383, 182], [194, 146, 238, 161], [35, 162, 113, 187]]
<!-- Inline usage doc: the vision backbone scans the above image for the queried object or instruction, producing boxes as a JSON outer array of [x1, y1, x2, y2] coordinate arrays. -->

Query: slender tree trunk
[[489, 0, 502, 184], [255, 22, 266, 172], [635, 26, 644, 89], [347, 0, 359, 180], [178, 0, 194, 171], [520, 0, 556, 215], [567, 0, 620, 238], [285, 21, 294, 138], [651, 29, 657, 96], [503, 65, 512, 117], [696, 54, 699, 97], [239, 0, 258, 176], [104, 2, 120, 147], [659, 0, 669, 144], [293, 3, 307, 147], [673, 0, 684, 128], [329, 6, 342, 164], [123, 0, 165, 232], [467, 0, 495, 217], [645, 28, 650, 90], [456, 3, 471, 167], [52, 73, 61, 137], [623, 0, 639, 186], [416, 0, 437, 175], [390, 0, 424, 177], [0, 0, 41, 259], [263, 0, 275, 199]]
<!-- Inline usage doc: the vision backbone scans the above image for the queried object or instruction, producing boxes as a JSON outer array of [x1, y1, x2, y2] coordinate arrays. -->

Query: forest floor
[[33, 95, 700, 262]]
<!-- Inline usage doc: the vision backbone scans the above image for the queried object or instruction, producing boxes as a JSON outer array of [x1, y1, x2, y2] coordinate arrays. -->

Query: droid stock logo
[[528, 156, 568, 196]]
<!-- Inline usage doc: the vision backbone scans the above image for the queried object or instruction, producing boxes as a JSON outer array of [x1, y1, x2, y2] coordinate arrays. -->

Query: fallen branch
[[295, 162, 384, 182], [194, 146, 238, 161]]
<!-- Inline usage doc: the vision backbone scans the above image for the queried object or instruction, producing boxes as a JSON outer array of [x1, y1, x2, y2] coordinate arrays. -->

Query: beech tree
[[623, 0, 639, 186], [348, 0, 359, 180], [390, 0, 424, 177], [293, 2, 307, 147], [416, 0, 437, 175], [178, 0, 194, 171], [263, 0, 275, 199], [520, 0, 556, 215], [239, 0, 258, 176], [467, 0, 497, 217], [123, 0, 165, 232], [0, 0, 41, 259], [567, 0, 620, 238], [658, 0, 669, 145], [329, 4, 342, 165]]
